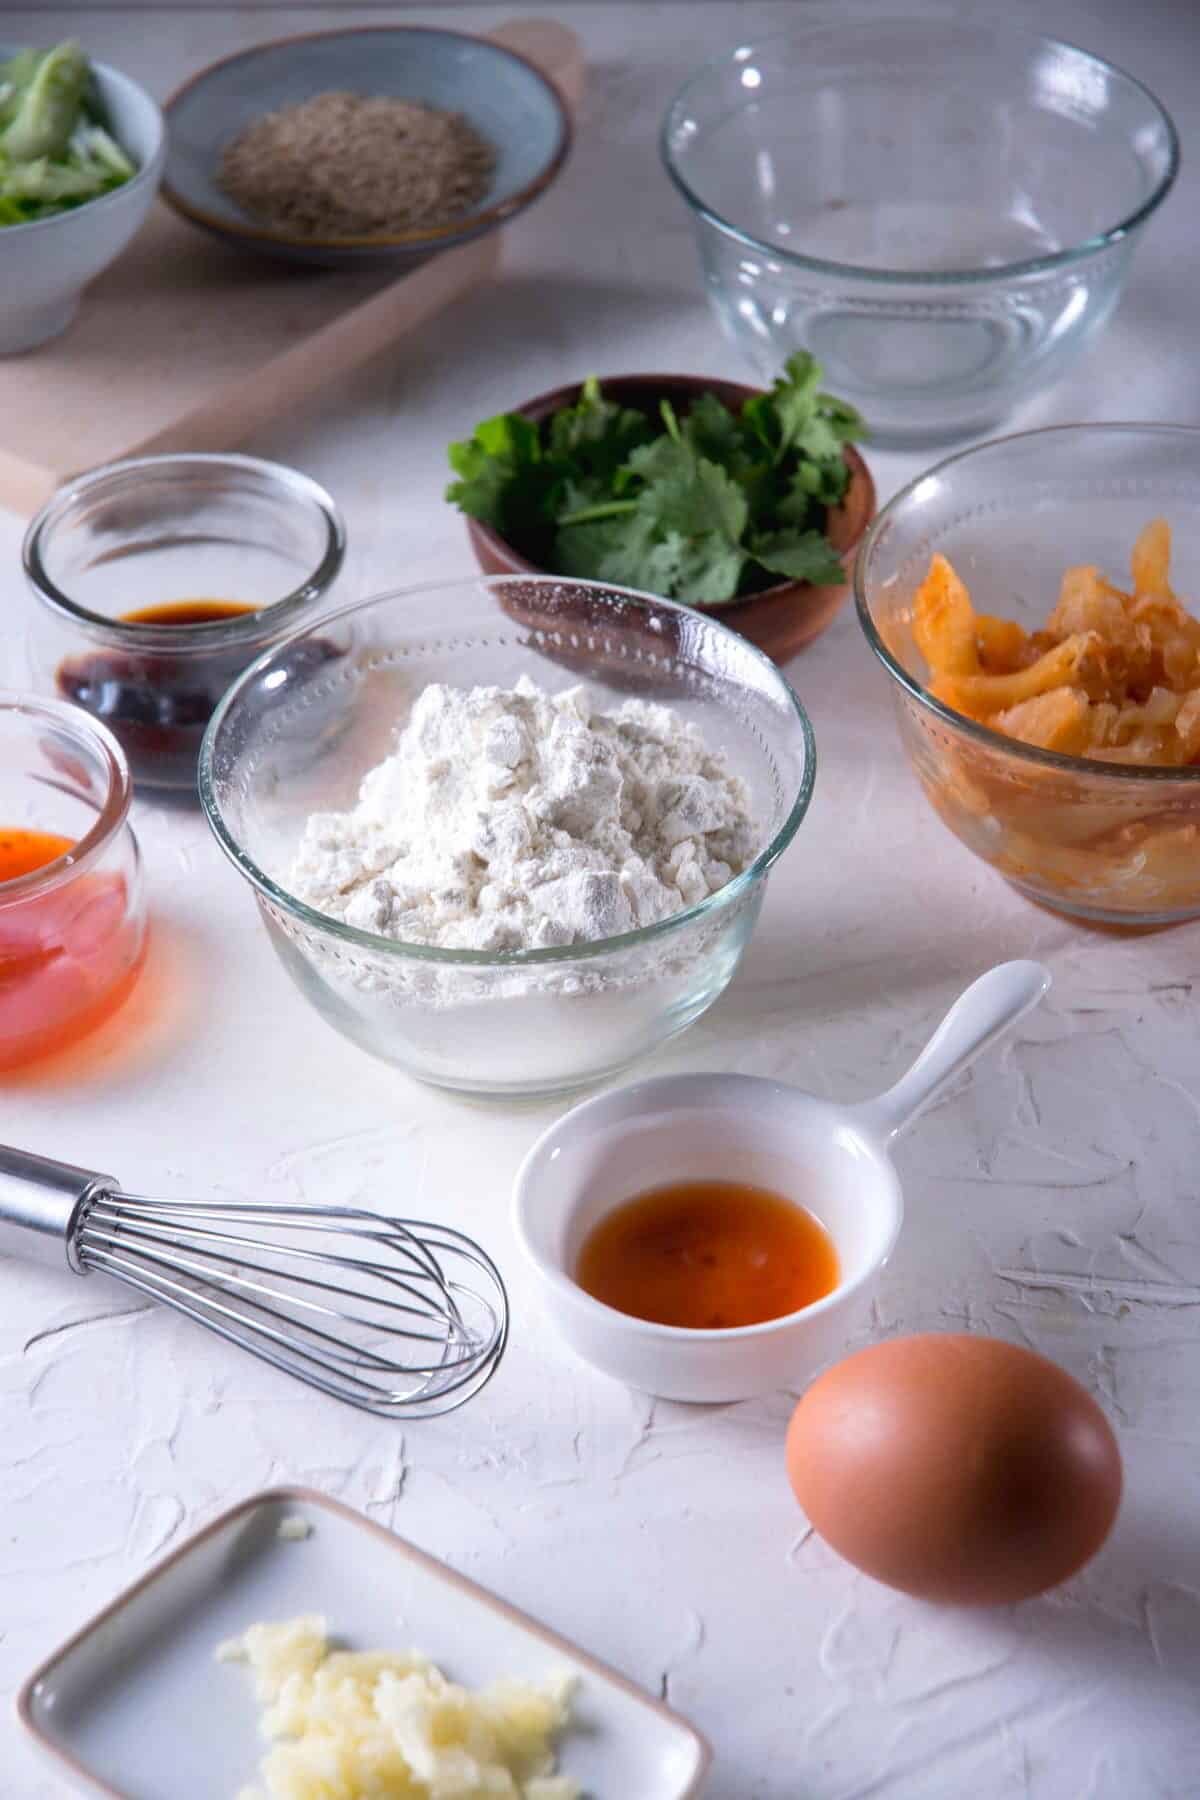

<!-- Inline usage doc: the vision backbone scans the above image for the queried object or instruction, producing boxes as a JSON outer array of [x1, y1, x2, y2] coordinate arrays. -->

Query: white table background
[[3, 4, 1199, 1796]]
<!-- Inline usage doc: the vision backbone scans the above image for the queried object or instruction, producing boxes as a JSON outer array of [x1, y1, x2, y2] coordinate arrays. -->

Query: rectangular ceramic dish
[[17, 1486, 712, 1799]]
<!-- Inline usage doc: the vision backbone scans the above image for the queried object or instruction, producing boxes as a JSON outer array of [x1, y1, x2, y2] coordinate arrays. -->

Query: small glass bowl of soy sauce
[[23, 453, 346, 793]]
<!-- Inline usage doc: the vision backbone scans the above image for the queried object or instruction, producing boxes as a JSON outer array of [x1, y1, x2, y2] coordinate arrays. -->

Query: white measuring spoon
[[514, 960, 1050, 1402]]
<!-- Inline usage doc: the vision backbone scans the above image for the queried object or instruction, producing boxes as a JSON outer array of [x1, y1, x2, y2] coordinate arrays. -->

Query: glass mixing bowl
[[856, 424, 1200, 927], [662, 21, 1177, 446], [199, 576, 816, 1097]]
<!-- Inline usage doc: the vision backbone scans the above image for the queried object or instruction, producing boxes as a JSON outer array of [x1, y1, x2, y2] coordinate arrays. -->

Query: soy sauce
[[55, 599, 336, 791], [121, 599, 257, 627]]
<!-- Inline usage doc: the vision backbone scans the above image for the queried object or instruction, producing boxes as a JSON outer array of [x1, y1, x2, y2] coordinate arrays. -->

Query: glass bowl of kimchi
[[856, 424, 1200, 925]]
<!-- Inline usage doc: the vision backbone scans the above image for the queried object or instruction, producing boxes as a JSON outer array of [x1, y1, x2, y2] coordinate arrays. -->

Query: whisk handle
[[0, 1145, 116, 1273]]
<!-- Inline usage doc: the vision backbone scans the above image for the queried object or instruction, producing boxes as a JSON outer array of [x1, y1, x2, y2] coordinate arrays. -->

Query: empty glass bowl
[[200, 575, 816, 1098], [662, 21, 1178, 445], [856, 425, 1200, 926]]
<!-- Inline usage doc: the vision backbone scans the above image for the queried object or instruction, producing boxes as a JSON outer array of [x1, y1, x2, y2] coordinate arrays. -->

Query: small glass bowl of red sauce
[[0, 694, 146, 1068], [24, 453, 345, 793]]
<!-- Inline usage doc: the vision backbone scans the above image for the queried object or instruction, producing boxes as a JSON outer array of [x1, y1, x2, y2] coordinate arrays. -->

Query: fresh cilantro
[[749, 528, 847, 588], [445, 353, 867, 610], [555, 513, 686, 596], [678, 390, 742, 465], [446, 412, 556, 547], [545, 375, 656, 483]]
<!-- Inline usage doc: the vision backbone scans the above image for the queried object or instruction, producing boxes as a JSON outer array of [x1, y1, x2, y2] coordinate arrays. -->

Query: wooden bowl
[[463, 373, 876, 664]]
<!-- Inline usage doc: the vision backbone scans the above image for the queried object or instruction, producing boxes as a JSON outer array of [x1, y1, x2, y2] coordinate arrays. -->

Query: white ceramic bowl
[[515, 1073, 902, 1403], [0, 51, 165, 354], [514, 962, 1050, 1402]]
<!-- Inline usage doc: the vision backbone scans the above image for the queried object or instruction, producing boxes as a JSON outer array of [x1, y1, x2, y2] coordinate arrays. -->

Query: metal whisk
[[0, 1146, 508, 1418]]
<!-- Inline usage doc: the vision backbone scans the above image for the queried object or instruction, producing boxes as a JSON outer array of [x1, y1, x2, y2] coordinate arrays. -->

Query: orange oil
[[576, 1179, 839, 1330]]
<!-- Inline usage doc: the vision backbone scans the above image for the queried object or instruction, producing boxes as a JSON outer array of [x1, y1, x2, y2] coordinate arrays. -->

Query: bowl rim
[[855, 420, 1200, 785], [660, 23, 1180, 287], [198, 573, 818, 968], [512, 1073, 905, 1345], [458, 370, 876, 603], [159, 23, 571, 253], [23, 452, 347, 649], [0, 691, 133, 905], [0, 50, 165, 240]]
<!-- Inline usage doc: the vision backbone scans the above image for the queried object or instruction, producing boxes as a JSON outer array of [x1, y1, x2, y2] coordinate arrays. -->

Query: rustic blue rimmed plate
[[161, 26, 571, 268]]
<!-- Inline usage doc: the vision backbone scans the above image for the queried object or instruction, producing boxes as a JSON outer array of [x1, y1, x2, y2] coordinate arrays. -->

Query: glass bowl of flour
[[199, 575, 815, 1098]]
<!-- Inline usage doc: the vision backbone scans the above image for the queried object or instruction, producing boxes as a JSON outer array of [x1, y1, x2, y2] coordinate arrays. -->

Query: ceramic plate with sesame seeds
[[17, 1487, 711, 1798], [161, 25, 572, 268]]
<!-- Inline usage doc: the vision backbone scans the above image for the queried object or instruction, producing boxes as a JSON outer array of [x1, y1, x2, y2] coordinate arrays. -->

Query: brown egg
[[785, 1333, 1122, 1604]]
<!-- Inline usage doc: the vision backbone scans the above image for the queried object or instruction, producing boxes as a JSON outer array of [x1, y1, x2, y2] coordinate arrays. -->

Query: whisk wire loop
[[0, 1148, 509, 1417], [79, 1210, 472, 1343], [73, 1185, 506, 1415]]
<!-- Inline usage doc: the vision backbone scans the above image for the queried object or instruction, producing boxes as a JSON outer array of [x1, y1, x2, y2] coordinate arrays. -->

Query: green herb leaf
[[554, 512, 685, 595], [678, 391, 741, 465], [445, 411, 550, 534], [627, 441, 747, 540], [749, 527, 846, 587], [557, 442, 749, 605], [547, 375, 655, 483], [622, 439, 749, 602], [558, 473, 618, 518], [817, 391, 869, 443], [467, 412, 541, 466], [743, 353, 867, 470], [672, 532, 746, 606], [776, 454, 849, 528], [767, 351, 825, 458]]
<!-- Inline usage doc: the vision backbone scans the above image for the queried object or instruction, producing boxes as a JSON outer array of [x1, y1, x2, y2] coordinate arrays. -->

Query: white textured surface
[[3, 4, 1200, 1797]]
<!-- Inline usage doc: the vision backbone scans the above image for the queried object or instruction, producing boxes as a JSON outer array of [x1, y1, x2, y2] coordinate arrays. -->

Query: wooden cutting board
[[0, 19, 583, 517]]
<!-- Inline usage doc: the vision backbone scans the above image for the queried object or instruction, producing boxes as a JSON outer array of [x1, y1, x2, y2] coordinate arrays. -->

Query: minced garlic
[[274, 1515, 313, 1542], [217, 1615, 579, 1800]]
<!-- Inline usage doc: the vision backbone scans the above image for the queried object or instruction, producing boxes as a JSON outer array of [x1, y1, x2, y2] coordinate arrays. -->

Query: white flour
[[290, 676, 759, 953]]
